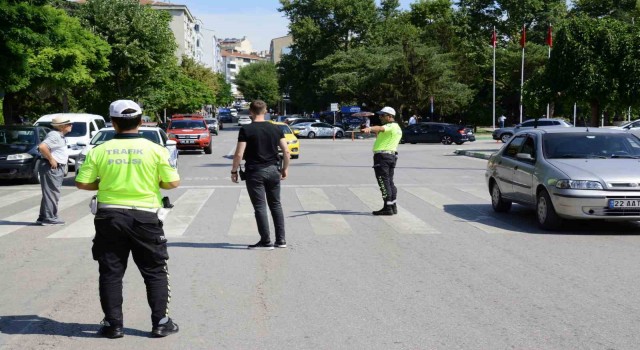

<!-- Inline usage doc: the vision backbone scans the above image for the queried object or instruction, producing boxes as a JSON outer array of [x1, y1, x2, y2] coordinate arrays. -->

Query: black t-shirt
[[238, 122, 285, 168]]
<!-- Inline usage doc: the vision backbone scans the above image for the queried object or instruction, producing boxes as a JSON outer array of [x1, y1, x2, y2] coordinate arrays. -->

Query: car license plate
[[182, 140, 195, 144], [609, 199, 640, 208]]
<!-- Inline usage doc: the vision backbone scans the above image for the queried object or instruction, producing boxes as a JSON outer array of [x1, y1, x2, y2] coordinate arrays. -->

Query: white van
[[34, 113, 106, 169]]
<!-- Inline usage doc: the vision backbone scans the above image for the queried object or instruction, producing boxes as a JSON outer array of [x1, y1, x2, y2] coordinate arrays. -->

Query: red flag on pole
[[545, 25, 553, 47], [520, 24, 526, 48], [491, 28, 497, 47]]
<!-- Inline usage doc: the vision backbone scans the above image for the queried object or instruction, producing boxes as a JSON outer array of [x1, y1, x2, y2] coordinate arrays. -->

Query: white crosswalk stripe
[[0, 185, 505, 239], [0, 190, 94, 238], [296, 188, 352, 235], [349, 187, 439, 234]]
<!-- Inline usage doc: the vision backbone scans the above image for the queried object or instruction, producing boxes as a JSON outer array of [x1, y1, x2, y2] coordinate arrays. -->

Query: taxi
[[269, 121, 300, 159]]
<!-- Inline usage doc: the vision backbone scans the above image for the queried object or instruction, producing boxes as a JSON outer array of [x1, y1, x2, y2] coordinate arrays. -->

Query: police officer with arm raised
[[75, 100, 180, 339]]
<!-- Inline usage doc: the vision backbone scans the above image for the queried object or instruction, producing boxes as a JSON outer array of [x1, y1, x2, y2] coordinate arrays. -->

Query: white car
[[290, 122, 345, 139], [229, 108, 238, 117], [238, 116, 252, 126], [76, 127, 178, 173]]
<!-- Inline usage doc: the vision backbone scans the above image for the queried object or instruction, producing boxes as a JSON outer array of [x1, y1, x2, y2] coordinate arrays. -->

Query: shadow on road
[[0, 315, 148, 338], [168, 242, 248, 249], [288, 209, 370, 218]]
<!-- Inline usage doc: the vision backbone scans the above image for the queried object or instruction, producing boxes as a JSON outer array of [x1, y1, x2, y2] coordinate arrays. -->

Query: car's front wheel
[[307, 132, 316, 139], [204, 142, 212, 154], [441, 135, 453, 145], [500, 133, 512, 143], [536, 189, 563, 230], [335, 131, 344, 138], [491, 181, 512, 212]]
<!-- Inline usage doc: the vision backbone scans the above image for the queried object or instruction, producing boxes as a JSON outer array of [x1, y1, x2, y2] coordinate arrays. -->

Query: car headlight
[[168, 133, 177, 139], [287, 140, 298, 144], [7, 153, 33, 161], [199, 133, 209, 139], [555, 180, 603, 190]]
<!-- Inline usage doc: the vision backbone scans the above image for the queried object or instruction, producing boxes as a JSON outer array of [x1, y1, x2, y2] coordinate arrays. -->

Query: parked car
[[0, 125, 56, 183], [289, 118, 320, 126], [340, 117, 367, 132], [290, 122, 345, 139], [204, 118, 219, 135], [401, 122, 468, 145], [76, 127, 178, 173], [269, 121, 300, 159], [611, 119, 640, 138], [463, 125, 476, 142], [34, 113, 106, 169], [492, 118, 572, 143], [486, 127, 640, 230]]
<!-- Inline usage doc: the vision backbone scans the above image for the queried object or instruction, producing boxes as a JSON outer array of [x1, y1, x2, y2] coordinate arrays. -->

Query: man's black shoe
[[391, 204, 397, 215], [152, 318, 179, 338], [274, 241, 287, 248], [372, 206, 394, 216], [98, 320, 124, 339], [248, 241, 274, 250]]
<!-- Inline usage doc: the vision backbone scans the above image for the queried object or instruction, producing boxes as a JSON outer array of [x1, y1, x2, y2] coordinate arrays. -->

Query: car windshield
[[275, 125, 293, 134], [169, 120, 206, 129], [0, 127, 36, 146], [91, 130, 161, 145], [37, 121, 87, 137], [543, 133, 640, 159]]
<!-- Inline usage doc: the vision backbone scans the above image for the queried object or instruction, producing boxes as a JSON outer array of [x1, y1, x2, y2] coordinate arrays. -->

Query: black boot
[[391, 203, 397, 215], [372, 204, 394, 216]]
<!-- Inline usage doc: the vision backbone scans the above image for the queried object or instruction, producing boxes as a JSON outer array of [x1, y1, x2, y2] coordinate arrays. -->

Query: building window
[[227, 63, 236, 69], [243, 58, 250, 63]]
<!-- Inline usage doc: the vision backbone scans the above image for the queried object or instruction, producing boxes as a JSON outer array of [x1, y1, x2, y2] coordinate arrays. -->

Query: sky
[[168, 0, 415, 52]]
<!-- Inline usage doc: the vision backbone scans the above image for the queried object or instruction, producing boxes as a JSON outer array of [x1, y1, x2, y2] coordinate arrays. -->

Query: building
[[269, 35, 293, 64], [150, 2, 204, 64], [221, 50, 265, 98], [218, 37, 253, 55]]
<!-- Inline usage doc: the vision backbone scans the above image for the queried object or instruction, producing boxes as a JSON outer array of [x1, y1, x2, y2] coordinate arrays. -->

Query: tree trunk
[[590, 100, 600, 127]]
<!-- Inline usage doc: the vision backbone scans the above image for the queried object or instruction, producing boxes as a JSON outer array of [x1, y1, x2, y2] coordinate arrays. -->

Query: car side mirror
[[165, 140, 177, 147], [293, 130, 300, 135], [516, 153, 534, 161]]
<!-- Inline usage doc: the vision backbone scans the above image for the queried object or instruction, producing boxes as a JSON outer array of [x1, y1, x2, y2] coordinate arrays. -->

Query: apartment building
[[150, 2, 204, 64], [269, 35, 293, 64], [218, 37, 254, 55], [222, 50, 265, 97]]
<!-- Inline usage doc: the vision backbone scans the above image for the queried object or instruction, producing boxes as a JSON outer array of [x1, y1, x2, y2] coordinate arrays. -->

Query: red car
[[167, 115, 212, 154]]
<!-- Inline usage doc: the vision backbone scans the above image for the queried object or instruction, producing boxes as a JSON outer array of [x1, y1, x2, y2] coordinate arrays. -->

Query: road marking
[[48, 214, 95, 238], [0, 191, 40, 209], [228, 189, 261, 236], [457, 187, 491, 201], [296, 188, 352, 235], [349, 187, 438, 235], [163, 189, 215, 237], [0, 191, 94, 238], [409, 187, 514, 234]]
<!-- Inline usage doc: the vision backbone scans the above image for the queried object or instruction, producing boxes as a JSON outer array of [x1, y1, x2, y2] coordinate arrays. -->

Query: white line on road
[[163, 189, 215, 237], [228, 189, 261, 236], [296, 188, 352, 235]]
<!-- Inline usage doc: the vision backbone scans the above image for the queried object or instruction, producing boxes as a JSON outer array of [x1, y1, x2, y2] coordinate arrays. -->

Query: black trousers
[[245, 164, 285, 243], [373, 153, 398, 204], [92, 208, 170, 327]]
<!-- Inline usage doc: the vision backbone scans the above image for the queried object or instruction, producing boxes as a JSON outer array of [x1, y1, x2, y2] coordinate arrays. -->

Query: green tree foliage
[[235, 62, 281, 107], [0, 0, 110, 123], [180, 56, 232, 108]]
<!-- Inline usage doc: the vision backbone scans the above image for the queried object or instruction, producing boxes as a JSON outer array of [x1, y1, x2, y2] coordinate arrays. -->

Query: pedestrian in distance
[[408, 114, 417, 125], [499, 115, 506, 128], [361, 106, 403, 215], [37, 115, 73, 225], [75, 99, 181, 339], [231, 100, 290, 250]]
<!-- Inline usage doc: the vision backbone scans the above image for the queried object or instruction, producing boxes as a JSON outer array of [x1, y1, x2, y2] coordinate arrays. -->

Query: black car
[[0, 125, 53, 183], [218, 111, 233, 123], [401, 122, 469, 145]]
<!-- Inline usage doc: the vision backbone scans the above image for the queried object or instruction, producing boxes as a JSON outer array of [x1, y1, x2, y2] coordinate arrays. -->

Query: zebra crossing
[[0, 184, 520, 240]]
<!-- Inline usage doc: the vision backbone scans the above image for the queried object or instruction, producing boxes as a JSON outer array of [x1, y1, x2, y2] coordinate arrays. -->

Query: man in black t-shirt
[[231, 100, 290, 250]]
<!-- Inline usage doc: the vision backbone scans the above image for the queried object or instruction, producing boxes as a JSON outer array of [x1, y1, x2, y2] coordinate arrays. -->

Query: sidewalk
[[454, 138, 502, 160]]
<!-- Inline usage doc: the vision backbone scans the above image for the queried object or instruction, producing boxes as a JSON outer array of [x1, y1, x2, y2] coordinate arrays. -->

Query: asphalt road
[[1, 125, 639, 349]]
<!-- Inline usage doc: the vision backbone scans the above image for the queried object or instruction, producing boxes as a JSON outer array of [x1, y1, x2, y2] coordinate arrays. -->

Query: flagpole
[[492, 26, 496, 130], [519, 24, 525, 123]]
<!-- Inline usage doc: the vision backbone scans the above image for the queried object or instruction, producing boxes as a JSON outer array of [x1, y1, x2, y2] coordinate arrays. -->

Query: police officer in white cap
[[362, 106, 403, 215], [76, 100, 180, 338]]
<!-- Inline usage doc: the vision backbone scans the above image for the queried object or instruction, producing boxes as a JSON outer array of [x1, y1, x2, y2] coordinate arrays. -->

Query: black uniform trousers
[[373, 153, 398, 204], [92, 208, 170, 327]]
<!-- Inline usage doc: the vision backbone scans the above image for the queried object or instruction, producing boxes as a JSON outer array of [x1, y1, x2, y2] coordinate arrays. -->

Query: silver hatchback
[[486, 128, 640, 230]]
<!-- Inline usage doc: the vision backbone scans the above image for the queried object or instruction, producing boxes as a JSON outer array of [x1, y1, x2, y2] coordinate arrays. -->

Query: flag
[[545, 25, 553, 47], [520, 24, 526, 48], [491, 28, 497, 47]]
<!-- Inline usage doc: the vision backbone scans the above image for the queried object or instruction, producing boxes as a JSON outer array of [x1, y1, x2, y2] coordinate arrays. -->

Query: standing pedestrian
[[37, 115, 72, 225], [361, 106, 403, 215], [231, 100, 290, 250], [408, 114, 417, 125], [499, 115, 506, 128], [75, 100, 181, 339]]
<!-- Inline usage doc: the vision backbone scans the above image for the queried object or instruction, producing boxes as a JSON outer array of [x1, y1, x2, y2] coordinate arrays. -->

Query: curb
[[454, 149, 499, 160]]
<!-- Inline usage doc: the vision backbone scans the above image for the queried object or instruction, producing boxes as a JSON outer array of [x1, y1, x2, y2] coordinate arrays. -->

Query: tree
[[235, 62, 281, 107], [0, 0, 110, 123]]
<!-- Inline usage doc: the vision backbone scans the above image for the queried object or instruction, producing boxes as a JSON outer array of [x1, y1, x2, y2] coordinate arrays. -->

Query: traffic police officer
[[75, 100, 180, 339], [362, 106, 403, 215]]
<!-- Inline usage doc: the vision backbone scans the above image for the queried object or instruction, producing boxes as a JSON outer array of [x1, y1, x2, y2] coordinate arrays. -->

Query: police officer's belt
[[98, 203, 159, 213], [374, 150, 396, 154]]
